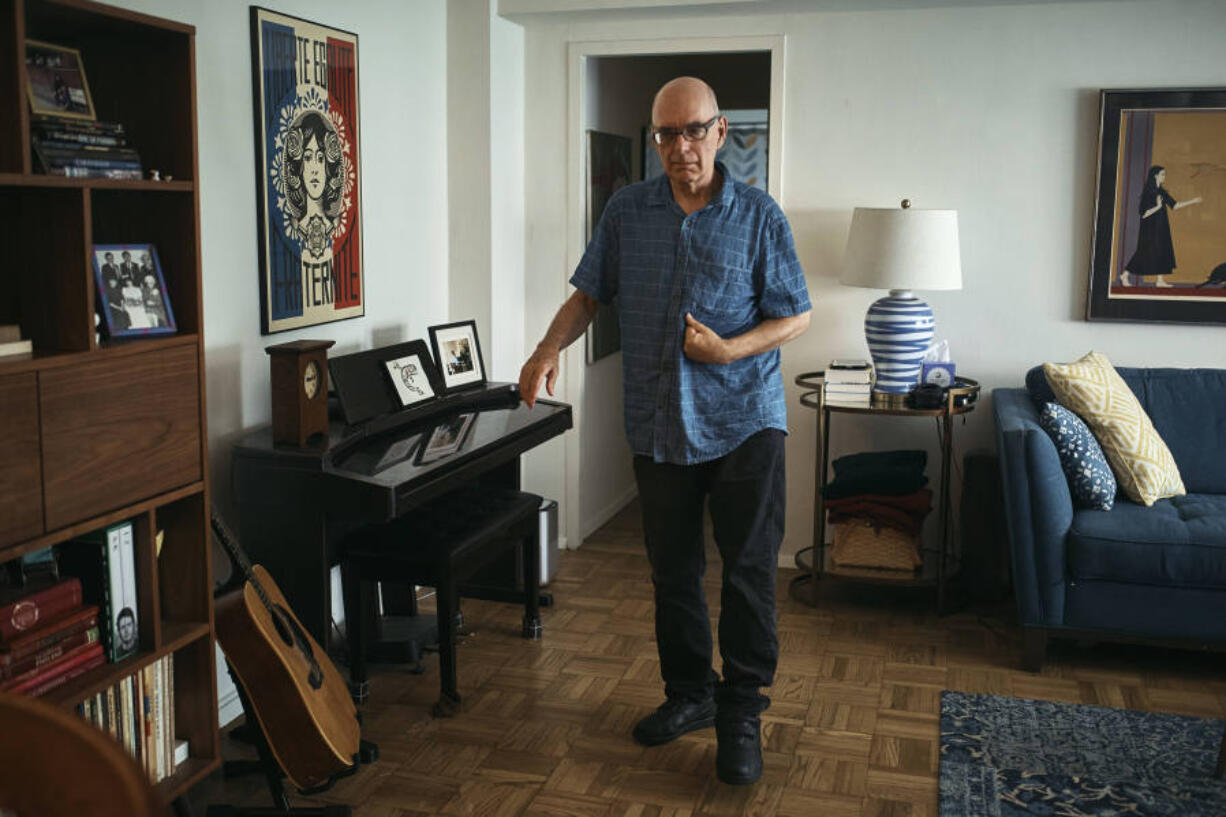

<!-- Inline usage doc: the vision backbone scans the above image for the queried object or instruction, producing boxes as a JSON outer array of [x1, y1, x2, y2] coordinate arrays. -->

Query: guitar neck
[[211, 512, 275, 609]]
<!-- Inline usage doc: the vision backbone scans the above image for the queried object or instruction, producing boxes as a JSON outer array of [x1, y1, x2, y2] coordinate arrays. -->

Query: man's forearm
[[537, 291, 600, 352], [724, 311, 811, 362]]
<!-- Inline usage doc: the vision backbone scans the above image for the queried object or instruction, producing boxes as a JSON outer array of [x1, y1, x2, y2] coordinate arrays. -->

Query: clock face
[[923, 365, 954, 388], [303, 360, 321, 400]]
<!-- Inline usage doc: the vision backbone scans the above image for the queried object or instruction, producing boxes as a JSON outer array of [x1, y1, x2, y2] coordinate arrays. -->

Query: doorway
[[565, 39, 784, 550]]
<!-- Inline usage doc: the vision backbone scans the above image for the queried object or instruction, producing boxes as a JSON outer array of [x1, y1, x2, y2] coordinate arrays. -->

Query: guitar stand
[[205, 664, 378, 817]]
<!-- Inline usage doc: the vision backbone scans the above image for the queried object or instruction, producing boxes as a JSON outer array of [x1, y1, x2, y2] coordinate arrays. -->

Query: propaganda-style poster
[[251, 8, 363, 334]]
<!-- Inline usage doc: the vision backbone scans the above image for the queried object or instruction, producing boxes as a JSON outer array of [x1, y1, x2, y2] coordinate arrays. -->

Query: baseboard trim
[[218, 686, 243, 729], [578, 484, 638, 545]]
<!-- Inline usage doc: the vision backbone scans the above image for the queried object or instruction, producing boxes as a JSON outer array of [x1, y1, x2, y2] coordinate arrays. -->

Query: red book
[[0, 626, 100, 681], [7, 641, 104, 696], [25, 651, 106, 698], [0, 605, 100, 663], [0, 579, 84, 641]]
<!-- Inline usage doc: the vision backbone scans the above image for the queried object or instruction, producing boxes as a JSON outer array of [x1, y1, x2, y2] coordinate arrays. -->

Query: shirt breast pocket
[[691, 267, 757, 336]]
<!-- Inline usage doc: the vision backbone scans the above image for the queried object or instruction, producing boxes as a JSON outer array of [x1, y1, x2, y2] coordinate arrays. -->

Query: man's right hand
[[518, 345, 560, 409]]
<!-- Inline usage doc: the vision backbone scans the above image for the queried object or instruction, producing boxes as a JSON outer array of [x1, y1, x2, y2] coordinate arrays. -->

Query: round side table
[[790, 372, 980, 613]]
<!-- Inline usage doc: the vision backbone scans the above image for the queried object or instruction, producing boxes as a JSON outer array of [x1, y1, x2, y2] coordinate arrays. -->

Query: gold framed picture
[[1087, 88, 1226, 324], [25, 40, 96, 121]]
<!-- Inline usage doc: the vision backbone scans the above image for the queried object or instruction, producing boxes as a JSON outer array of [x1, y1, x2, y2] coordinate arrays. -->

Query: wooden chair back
[[0, 692, 158, 817]]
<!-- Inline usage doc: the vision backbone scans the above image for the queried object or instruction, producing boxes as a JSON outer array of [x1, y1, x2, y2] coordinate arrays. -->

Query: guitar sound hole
[[271, 608, 295, 647]]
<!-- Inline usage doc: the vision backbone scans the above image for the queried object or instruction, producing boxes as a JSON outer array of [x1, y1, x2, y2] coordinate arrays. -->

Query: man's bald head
[[651, 77, 720, 126]]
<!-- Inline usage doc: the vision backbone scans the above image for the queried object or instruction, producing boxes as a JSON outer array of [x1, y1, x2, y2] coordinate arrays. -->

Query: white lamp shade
[[839, 207, 962, 291]]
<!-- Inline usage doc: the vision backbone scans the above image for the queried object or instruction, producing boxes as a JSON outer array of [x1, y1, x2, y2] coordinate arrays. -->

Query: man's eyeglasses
[[650, 115, 721, 146]]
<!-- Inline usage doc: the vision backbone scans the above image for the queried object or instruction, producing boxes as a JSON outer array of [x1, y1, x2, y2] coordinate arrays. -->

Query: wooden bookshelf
[[0, 0, 217, 803]]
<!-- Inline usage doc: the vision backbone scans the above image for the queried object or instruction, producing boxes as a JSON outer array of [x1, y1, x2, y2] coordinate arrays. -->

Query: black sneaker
[[632, 697, 717, 746], [716, 716, 763, 785]]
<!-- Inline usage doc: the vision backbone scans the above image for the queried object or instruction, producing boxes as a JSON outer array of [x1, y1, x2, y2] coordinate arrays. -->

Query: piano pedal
[[358, 739, 379, 764]]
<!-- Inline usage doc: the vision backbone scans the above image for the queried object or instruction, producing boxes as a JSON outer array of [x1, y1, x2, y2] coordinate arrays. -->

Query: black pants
[[633, 428, 785, 718]]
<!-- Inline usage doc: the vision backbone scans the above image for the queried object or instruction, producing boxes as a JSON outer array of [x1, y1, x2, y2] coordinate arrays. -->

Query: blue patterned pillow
[[1038, 402, 1116, 510]]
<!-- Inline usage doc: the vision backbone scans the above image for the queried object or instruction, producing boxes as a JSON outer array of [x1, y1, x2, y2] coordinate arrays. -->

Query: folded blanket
[[826, 489, 934, 537], [823, 449, 928, 499]]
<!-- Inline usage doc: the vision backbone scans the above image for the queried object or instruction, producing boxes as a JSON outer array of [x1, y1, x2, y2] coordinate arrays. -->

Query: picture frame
[[25, 40, 96, 121], [1087, 88, 1226, 324], [585, 130, 630, 365], [91, 244, 177, 339], [428, 320, 486, 393], [251, 8, 364, 335], [383, 352, 437, 408], [415, 413, 477, 466]]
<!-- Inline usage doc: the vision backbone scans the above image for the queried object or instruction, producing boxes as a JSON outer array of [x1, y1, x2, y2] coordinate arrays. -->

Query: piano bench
[[342, 487, 543, 717]]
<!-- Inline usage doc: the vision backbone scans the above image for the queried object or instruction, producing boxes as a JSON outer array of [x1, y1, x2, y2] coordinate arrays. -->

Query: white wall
[[518, 0, 1226, 565], [106, 0, 450, 724]]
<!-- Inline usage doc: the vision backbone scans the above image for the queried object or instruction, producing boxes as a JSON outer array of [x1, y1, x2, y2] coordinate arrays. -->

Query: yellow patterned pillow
[[1043, 351, 1184, 507]]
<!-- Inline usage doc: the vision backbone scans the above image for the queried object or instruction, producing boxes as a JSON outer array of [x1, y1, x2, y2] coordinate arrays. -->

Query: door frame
[[561, 35, 787, 551]]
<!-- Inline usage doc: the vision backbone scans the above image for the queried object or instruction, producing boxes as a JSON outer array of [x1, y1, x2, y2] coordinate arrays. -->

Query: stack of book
[[77, 655, 184, 783], [30, 114, 142, 179], [824, 359, 873, 407], [0, 578, 105, 697], [0, 324, 32, 358]]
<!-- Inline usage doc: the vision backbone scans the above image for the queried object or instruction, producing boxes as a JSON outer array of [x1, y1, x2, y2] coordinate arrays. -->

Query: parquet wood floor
[[188, 501, 1226, 816]]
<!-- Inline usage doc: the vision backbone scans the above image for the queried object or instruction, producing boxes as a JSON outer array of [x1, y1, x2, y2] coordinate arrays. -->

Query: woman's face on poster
[[303, 133, 325, 201], [1156, 169, 1166, 185]]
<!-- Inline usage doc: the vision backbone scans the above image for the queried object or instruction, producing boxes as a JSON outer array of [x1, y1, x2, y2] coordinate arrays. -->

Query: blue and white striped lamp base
[[865, 290, 935, 395]]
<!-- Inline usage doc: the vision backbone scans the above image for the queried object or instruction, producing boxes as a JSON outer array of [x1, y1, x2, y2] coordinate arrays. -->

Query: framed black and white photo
[[428, 320, 486, 393], [25, 40, 96, 120], [1087, 88, 1226, 324], [383, 352, 436, 408], [92, 244, 176, 339], [415, 414, 476, 465]]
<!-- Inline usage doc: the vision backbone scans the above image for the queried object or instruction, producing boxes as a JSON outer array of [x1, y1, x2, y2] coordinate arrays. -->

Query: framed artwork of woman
[[251, 8, 363, 334], [1088, 88, 1226, 324]]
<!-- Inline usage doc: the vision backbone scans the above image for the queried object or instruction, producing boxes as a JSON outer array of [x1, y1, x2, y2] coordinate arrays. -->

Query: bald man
[[519, 77, 810, 785]]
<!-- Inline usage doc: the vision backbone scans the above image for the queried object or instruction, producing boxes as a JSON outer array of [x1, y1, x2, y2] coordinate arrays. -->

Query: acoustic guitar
[[211, 513, 360, 790]]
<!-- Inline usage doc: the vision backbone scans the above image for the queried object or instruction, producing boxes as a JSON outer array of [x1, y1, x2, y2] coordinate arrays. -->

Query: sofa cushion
[[1127, 368, 1226, 494], [1067, 494, 1226, 590], [1026, 364, 1226, 493], [1036, 402, 1116, 510], [1043, 351, 1185, 506]]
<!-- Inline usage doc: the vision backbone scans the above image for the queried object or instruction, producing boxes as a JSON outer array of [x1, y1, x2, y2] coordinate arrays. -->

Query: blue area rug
[[939, 691, 1226, 816]]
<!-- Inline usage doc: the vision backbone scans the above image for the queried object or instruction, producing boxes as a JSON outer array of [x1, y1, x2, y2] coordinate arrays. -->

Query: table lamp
[[839, 200, 962, 398]]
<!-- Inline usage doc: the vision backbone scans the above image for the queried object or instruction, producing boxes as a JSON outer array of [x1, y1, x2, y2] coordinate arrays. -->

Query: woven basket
[[830, 519, 921, 571]]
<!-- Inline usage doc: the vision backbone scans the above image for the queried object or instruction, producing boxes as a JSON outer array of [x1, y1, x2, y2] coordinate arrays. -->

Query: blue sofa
[[994, 365, 1226, 670]]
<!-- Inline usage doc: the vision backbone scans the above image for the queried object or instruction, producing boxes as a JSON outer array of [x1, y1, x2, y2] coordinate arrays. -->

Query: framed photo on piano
[[383, 352, 437, 408], [416, 413, 476, 465], [428, 319, 486, 393]]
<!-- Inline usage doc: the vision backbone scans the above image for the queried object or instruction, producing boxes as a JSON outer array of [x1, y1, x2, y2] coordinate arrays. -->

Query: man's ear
[[716, 116, 728, 149]]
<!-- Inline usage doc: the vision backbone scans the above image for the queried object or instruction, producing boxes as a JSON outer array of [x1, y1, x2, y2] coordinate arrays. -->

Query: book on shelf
[[0, 339, 33, 357], [3, 640, 105, 696], [824, 363, 873, 385], [74, 655, 176, 782], [30, 115, 142, 179], [0, 604, 99, 661], [58, 521, 139, 662], [0, 577, 84, 642], [824, 382, 872, 395], [31, 114, 126, 134], [0, 323, 31, 357], [0, 622, 100, 681]]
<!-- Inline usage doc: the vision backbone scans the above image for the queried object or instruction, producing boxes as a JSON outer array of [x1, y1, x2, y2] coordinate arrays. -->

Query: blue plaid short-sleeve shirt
[[571, 162, 811, 465]]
